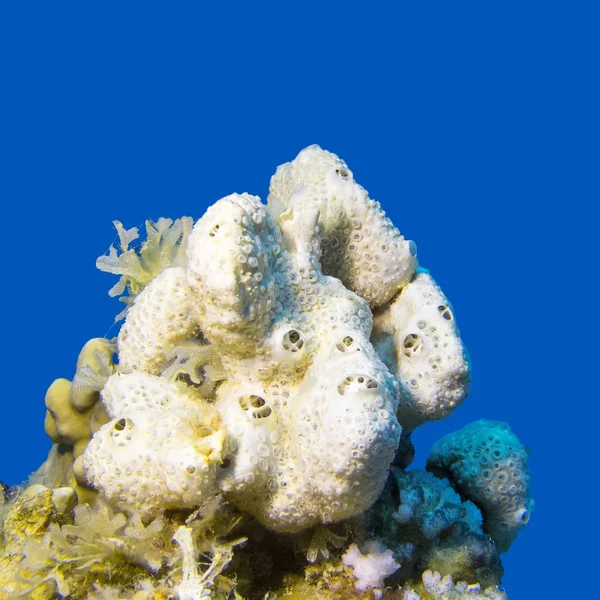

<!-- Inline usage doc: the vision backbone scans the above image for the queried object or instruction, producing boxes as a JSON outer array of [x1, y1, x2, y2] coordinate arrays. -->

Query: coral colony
[[0, 146, 532, 599]]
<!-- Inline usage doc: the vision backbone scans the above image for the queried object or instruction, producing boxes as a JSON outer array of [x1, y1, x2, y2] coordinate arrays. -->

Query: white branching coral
[[173, 525, 243, 600], [342, 541, 400, 592]]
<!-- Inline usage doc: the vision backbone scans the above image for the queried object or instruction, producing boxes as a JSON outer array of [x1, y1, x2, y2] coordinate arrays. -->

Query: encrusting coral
[[1, 146, 532, 599]]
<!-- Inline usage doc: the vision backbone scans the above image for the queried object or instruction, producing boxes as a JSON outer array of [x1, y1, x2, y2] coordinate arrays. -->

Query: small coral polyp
[[3, 145, 534, 598]]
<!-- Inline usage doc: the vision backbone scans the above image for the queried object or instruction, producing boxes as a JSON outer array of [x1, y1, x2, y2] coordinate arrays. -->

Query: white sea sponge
[[372, 269, 471, 431], [83, 147, 474, 536], [118, 266, 198, 374], [187, 196, 401, 531], [268, 144, 417, 308], [83, 372, 225, 513]]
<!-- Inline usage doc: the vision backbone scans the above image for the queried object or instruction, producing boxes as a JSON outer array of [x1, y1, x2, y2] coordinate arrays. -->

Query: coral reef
[[403, 571, 508, 599], [1, 146, 532, 598]]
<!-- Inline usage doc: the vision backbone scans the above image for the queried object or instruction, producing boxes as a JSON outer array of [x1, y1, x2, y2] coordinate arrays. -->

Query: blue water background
[[1, 3, 597, 598]]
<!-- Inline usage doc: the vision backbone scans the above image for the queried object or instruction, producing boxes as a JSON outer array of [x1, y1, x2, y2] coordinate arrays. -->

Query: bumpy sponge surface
[[372, 269, 471, 431], [389, 469, 483, 541], [83, 372, 225, 513], [186, 193, 285, 359], [118, 266, 198, 374], [426, 420, 533, 552], [268, 145, 417, 308]]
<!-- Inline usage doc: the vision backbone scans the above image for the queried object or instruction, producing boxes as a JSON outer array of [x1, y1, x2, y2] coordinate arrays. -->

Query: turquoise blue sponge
[[426, 420, 533, 552]]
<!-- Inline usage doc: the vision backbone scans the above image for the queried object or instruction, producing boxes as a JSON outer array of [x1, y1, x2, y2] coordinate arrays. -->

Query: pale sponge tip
[[268, 144, 417, 308]]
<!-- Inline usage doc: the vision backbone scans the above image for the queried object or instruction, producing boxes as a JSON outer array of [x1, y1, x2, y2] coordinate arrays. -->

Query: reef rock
[[1, 146, 533, 600]]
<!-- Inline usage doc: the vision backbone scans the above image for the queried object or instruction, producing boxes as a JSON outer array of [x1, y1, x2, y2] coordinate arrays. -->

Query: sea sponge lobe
[[186, 193, 286, 360], [426, 420, 533, 553], [372, 270, 471, 431], [83, 372, 225, 513], [268, 144, 418, 308]]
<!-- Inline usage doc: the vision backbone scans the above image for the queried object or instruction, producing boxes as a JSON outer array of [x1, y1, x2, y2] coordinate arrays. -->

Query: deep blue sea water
[[1, 3, 597, 598]]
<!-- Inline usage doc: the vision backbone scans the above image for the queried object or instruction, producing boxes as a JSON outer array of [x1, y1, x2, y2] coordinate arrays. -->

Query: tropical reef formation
[[0, 146, 532, 599]]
